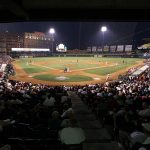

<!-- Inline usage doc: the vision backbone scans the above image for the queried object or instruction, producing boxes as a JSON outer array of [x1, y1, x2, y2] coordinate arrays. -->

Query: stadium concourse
[[0, 55, 150, 150]]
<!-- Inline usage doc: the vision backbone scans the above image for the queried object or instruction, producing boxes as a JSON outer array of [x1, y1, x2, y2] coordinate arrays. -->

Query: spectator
[[43, 95, 55, 107], [139, 103, 150, 118], [59, 118, 85, 145], [48, 111, 61, 130]]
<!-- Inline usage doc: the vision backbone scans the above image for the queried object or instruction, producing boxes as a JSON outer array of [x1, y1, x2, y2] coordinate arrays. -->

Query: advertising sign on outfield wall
[[92, 46, 97, 52], [110, 45, 116, 52], [117, 45, 124, 52], [97, 47, 102, 52], [103, 45, 109, 52], [125, 45, 132, 51], [87, 47, 92, 52]]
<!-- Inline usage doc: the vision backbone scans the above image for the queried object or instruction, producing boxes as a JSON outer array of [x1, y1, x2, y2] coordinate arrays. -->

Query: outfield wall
[[10, 51, 146, 58], [52, 54, 95, 57]]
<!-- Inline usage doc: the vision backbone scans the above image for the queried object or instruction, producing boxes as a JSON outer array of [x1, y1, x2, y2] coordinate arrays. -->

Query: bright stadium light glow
[[101, 26, 107, 32], [49, 28, 55, 34], [49, 28, 56, 53], [101, 26, 107, 53]]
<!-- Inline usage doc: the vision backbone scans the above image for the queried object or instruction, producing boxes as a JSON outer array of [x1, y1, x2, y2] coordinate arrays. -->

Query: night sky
[[0, 22, 150, 49]]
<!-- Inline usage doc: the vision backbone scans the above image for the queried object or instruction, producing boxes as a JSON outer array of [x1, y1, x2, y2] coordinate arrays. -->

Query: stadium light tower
[[49, 28, 55, 53], [101, 26, 107, 52]]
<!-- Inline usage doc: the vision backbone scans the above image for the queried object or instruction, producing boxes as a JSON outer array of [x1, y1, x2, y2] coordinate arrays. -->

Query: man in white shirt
[[59, 119, 85, 145], [130, 131, 147, 145]]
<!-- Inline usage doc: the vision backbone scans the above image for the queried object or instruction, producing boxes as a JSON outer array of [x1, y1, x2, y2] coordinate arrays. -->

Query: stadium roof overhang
[[0, 0, 150, 22]]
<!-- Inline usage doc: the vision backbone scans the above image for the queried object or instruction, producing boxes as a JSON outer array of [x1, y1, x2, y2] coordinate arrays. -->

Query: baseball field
[[10, 57, 144, 85]]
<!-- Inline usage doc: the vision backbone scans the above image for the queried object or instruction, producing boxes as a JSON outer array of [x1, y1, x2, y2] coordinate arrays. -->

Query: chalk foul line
[[31, 63, 118, 72]]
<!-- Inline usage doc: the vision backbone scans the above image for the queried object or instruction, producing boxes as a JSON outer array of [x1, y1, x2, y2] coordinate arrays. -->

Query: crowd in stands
[[0, 54, 12, 64], [144, 58, 150, 64], [0, 54, 150, 150], [0, 54, 15, 80], [76, 66, 150, 150], [0, 54, 85, 150], [0, 78, 86, 150]]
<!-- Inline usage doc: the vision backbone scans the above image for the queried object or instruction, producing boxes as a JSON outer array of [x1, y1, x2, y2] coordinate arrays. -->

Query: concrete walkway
[[68, 91, 124, 150]]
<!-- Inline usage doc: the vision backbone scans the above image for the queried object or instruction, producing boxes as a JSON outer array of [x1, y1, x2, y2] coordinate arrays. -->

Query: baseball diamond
[[10, 57, 144, 86]]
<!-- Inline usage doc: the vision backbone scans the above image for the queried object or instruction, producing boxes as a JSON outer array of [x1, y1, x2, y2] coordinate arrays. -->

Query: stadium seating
[[0, 54, 149, 150]]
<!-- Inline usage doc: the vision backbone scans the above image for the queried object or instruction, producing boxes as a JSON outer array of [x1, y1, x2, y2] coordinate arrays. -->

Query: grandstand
[[0, 54, 13, 79], [138, 43, 150, 49], [0, 50, 149, 150]]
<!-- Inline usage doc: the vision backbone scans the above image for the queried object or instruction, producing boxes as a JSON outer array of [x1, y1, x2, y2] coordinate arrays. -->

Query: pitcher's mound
[[56, 76, 69, 81], [93, 78, 100, 80]]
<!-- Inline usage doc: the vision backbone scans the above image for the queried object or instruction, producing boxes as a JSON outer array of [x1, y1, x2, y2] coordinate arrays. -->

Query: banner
[[97, 47, 102, 52], [103, 45, 109, 52], [110, 45, 116, 52], [92, 46, 97, 52], [117, 45, 124, 52], [125, 45, 132, 51], [87, 47, 92, 52]]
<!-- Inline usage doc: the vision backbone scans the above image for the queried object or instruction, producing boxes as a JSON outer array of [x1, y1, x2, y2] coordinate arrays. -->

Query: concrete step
[[83, 141, 125, 150], [69, 91, 112, 145]]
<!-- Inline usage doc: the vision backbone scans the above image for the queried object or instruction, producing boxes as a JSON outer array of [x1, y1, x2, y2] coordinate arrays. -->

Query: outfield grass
[[18, 57, 142, 72], [85, 61, 136, 75], [34, 74, 93, 82], [18, 59, 49, 74], [16, 57, 143, 82]]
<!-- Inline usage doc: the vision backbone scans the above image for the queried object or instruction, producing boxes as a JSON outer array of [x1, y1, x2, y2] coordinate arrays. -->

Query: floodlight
[[101, 26, 107, 32], [49, 28, 55, 34]]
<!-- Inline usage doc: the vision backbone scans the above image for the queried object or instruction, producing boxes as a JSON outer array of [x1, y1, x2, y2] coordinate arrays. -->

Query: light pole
[[101, 26, 107, 53], [49, 28, 55, 54]]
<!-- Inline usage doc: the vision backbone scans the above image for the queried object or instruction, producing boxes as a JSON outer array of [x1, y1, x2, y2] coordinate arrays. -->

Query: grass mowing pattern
[[46, 62, 98, 70], [34, 74, 93, 82], [18, 59, 49, 74], [85, 62, 136, 75], [18, 57, 142, 73]]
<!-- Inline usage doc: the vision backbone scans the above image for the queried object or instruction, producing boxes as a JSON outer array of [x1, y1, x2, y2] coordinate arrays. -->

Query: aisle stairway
[[68, 91, 124, 150]]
